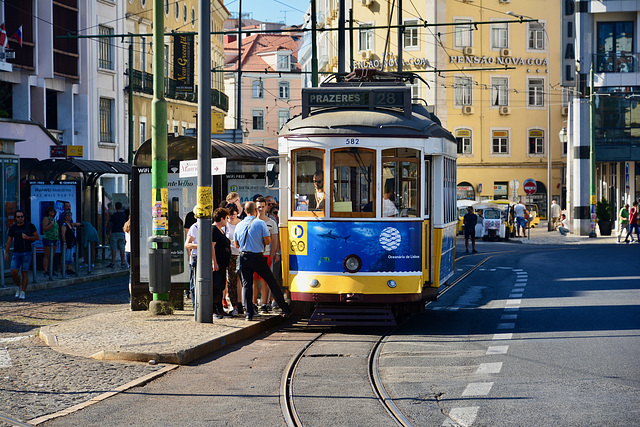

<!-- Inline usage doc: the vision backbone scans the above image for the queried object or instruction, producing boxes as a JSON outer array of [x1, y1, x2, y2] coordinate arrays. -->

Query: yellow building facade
[[323, 0, 564, 219], [125, 0, 228, 150]]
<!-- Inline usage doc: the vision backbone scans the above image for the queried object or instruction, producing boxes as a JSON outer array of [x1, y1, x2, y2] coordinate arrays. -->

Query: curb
[[39, 314, 286, 365]]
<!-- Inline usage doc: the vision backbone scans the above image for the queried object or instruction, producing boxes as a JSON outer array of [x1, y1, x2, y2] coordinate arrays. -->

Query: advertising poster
[[226, 173, 278, 203], [173, 34, 194, 93], [288, 221, 422, 273], [138, 173, 196, 283], [28, 180, 80, 250]]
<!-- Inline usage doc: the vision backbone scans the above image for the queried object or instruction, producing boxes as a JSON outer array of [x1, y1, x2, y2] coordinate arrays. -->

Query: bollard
[[31, 246, 37, 284], [148, 235, 173, 315]]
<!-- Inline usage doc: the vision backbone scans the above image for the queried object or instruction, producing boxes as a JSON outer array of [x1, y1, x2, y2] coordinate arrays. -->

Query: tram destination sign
[[302, 87, 411, 118]]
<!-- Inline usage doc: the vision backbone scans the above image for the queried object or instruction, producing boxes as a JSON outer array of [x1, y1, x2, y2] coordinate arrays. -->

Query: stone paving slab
[[39, 308, 286, 365]]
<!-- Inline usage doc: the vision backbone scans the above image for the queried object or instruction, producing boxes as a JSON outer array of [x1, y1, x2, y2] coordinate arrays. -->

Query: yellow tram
[[269, 72, 458, 324]]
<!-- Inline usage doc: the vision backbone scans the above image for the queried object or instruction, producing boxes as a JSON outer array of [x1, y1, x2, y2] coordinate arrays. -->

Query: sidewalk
[[512, 221, 621, 245]]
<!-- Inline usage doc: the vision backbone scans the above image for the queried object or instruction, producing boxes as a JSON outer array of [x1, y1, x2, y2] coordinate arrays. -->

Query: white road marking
[[462, 382, 494, 396], [500, 314, 517, 320], [487, 345, 509, 355], [556, 276, 640, 281], [497, 323, 515, 329], [492, 333, 513, 340], [504, 306, 520, 312], [509, 293, 523, 298], [447, 307, 460, 311], [0, 348, 12, 368], [443, 407, 479, 427], [476, 362, 503, 374], [506, 299, 521, 305]]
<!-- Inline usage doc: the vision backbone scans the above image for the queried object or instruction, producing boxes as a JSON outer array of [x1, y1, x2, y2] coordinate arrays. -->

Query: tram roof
[[280, 104, 456, 141]]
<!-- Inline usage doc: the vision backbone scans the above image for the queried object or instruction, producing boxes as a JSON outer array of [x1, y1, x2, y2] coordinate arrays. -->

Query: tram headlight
[[387, 280, 397, 288], [343, 254, 362, 273], [309, 279, 320, 288]]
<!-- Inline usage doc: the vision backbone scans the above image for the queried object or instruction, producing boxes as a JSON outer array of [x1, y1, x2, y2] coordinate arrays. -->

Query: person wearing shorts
[[5, 210, 39, 299]]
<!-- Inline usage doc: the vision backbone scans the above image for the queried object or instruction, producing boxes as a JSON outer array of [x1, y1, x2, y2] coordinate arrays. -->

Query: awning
[[26, 158, 132, 185]]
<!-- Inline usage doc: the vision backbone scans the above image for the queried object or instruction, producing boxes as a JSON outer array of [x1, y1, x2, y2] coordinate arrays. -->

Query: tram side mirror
[[266, 158, 278, 188]]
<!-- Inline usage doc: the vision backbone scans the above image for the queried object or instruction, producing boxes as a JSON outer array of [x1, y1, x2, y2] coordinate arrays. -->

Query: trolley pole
[[195, 0, 214, 323], [149, 0, 172, 315]]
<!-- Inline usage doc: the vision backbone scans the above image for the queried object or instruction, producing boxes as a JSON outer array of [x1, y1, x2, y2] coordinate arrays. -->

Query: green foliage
[[595, 197, 613, 222]]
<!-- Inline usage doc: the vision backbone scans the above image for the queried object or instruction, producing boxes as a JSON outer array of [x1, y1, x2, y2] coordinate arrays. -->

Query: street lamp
[[506, 11, 553, 231]]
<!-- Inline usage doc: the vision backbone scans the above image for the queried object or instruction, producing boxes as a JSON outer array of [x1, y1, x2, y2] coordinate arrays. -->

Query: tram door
[[423, 156, 432, 288]]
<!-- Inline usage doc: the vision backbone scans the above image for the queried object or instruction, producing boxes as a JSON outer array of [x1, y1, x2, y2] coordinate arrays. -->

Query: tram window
[[382, 148, 420, 218], [292, 149, 325, 216], [331, 148, 375, 217]]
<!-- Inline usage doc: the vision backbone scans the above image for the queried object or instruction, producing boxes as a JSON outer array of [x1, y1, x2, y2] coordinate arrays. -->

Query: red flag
[[11, 25, 22, 48], [0, 23, 8, 48]]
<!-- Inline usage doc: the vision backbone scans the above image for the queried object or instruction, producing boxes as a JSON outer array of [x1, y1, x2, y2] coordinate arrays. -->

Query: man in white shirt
[[514, 200, 528, 237], [550, 200, 561, 230], [383, 178, 399, 217]]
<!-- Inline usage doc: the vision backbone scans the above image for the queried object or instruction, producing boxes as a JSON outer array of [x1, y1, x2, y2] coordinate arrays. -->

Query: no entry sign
[[523, 179, 537, 195]]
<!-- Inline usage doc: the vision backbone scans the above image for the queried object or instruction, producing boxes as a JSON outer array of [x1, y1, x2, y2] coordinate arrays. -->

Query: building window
[[528, 78, 545, 107], [164, 0, 169, 15], [278, 110, 290, 130], [455, 129, 472, 154], [183, 3, 187, 23], [278, 54, 290, 70], [597, 21, 634, 73], [140, 36, 146, 71], [404, 19, 419, 49], [279, 82, 290, 99], [252, 80, 263, 98], [359, 23, 373, 51], [164, 44, 169, 79], [528, 129, 545, 155], [174, 1, 179, 20], [454, 76, 473, 106], [491, 130, 509, 155], [98, 26, 114, 69], [491, 77, 508, 106], [191, 8, 195, 26], [99, 98, 113, 143], [139, 120, 146, 144], [491, 22, 508, 49], [454, 19, 472, 48], [252, 110, 264, 130], [528, 22, 545, 50]]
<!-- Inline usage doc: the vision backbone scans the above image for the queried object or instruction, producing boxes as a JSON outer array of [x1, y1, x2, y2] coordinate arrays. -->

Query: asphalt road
[[30, 241, 640, 426]]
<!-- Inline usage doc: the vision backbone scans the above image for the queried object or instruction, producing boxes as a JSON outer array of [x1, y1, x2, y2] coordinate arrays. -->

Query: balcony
[[126, 69, 229, 112], [594, 52, 638, 73]]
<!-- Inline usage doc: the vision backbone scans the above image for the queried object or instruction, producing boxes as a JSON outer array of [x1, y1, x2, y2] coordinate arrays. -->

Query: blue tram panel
[[289, 221, 422, 274]]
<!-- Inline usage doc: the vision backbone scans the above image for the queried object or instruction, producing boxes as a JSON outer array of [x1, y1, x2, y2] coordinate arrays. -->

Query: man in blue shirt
[[234, 202, 292, 321]]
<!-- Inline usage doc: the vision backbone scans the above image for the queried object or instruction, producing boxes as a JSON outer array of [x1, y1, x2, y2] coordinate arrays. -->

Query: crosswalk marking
[[486, 345, 509, 355], [500, 314, 517, 320], [462, 382, 494, 396], [492, 333, 513, 340], [443, 407, 479, 426], [476, 362, 503, 374], [497, 323, 515, 329]]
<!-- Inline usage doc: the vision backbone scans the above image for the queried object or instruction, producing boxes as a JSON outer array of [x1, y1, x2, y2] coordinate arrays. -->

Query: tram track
[[280, 254, 493, 427]]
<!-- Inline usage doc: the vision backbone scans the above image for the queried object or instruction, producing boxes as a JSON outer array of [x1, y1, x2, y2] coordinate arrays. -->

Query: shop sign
[[449, 55, 548, 67], [173, 34, 194, 93]]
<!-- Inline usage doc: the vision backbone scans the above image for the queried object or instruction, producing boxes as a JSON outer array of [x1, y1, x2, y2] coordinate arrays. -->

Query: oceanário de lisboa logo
[[379, 227, 401, 251]]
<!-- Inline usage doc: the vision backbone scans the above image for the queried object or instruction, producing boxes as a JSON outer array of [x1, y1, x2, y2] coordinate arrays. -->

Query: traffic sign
[[523, 178, 537, 195], [509, 179, 520, 190]]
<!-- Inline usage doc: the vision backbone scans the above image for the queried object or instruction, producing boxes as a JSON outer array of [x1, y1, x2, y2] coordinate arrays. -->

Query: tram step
[[308, 305, 397, 327]]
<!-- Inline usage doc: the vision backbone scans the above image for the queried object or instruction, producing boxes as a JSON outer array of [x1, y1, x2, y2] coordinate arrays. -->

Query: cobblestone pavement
[[0, 277, 166, 424]]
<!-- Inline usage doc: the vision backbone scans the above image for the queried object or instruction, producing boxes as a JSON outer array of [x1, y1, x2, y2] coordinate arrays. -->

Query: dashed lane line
[[486, 346, 509, 355], [462, 382, 494, 397], [476, 362, 503, 374]]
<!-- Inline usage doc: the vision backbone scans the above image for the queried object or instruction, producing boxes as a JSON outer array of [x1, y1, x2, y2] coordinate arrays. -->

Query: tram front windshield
[[292, 147, 422, 218]]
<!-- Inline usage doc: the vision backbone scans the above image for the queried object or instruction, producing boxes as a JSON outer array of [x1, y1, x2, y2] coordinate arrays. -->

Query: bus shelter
[[129, 136, 277, 311]]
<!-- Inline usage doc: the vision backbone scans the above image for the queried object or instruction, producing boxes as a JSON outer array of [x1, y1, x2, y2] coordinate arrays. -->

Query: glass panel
[[293, 149, 325, 214], [332, 149, 374, 215], [382, 149, 420, 218]]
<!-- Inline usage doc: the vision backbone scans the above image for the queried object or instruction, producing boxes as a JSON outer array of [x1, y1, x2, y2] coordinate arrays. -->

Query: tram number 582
[[346, 138, 359, 145]]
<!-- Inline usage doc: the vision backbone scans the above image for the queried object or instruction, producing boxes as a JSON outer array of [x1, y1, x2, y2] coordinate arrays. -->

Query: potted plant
[[596, 197, 613, 236]]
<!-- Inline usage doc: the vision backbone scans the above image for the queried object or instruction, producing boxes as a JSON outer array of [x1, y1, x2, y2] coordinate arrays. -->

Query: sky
[[224, 0, 308, 27]]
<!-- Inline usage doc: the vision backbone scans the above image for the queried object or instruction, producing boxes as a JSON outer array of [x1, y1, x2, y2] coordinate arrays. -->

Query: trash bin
[[148, 235, 171, 294]]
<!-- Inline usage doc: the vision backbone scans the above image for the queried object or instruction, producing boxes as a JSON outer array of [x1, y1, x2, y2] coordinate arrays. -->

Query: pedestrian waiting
[[463, 206, 478, 253], [558, 214, 570, 236], [5, 210, 39, 299], [618, 203, 631, 243]]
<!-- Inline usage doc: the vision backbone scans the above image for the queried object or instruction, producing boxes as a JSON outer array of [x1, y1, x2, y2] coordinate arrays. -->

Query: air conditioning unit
[[500, 48, 511, 57], [361, 0, 374, 6], [499, 106, 511, 115], [463, 47, 475, 56], [361, 50, 372, 60], [462, 106, 474, 115], [561, 106, 569, 116]]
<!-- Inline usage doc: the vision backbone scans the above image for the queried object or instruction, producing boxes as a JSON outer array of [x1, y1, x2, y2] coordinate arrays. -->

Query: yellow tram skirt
[[288, 273, 423, 295]]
